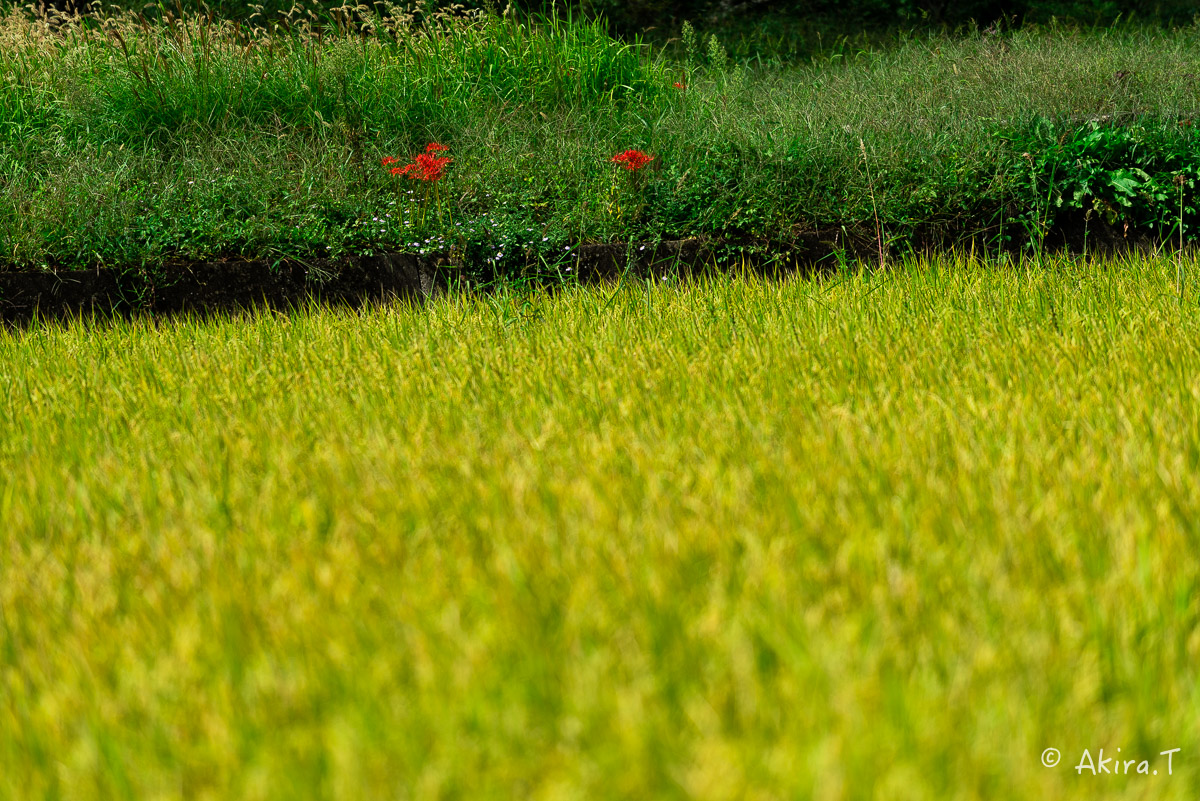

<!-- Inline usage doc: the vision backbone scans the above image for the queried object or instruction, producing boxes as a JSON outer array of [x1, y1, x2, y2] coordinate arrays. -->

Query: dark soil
[[1, 253, 437, 327], [0, 221, 1167, 327], [0, 240, 750, 326]]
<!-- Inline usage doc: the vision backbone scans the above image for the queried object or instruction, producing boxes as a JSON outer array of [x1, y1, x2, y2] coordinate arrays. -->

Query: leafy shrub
[[1000, 116, 1200, 247]]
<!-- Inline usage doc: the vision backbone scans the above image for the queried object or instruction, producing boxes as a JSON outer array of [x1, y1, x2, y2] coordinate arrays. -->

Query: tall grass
[[2, 253, 1199, 799], [2, 6, 1200, 272]]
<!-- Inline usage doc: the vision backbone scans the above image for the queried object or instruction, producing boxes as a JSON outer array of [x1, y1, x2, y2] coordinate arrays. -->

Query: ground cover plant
[[2, 254, 1199, 799], [2, 4, 1200, 283]]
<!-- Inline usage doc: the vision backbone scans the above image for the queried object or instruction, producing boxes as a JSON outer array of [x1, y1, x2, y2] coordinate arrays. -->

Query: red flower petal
[[610, 149, 654, 171]]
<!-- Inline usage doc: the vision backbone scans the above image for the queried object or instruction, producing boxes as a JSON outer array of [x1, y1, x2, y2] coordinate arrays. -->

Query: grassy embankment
[[2, 6, 1200, 280], [2, 253, 1199, 799]]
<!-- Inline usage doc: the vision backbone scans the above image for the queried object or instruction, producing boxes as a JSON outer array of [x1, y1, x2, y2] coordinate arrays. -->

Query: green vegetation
[[5, 3, 1199, 795], [22, 0, 1199, 44], [2, 6, 1200, 280], [2, 254, 1199, 799]]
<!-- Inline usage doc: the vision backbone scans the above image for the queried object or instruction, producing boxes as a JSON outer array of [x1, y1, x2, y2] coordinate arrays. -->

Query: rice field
[[2, 254, 1199, 800]]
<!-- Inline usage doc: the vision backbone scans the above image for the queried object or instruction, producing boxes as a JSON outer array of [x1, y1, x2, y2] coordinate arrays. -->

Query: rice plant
[[2, 254, 1198, 799]]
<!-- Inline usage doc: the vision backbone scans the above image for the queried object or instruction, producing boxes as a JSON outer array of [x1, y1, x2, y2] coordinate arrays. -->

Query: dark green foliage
[[565, 0, 1198, 38], [1000, 117, 1200, 249], [12, 0, 1198, 39]]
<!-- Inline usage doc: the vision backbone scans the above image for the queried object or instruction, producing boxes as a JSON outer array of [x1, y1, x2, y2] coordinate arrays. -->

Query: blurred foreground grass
[[2, 255, 1200, 800]]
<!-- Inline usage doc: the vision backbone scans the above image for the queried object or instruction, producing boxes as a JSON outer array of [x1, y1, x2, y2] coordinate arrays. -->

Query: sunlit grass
[[2, 253, 1199, 799]]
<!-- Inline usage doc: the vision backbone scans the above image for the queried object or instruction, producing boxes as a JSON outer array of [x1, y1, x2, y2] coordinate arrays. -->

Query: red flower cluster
[[610, 149, 654, 172], [384, 143, 453, 182], [673, 82, 686, 90]]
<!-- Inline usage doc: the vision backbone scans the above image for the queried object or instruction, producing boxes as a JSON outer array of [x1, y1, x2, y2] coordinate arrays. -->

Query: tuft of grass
[[2, 253, 1199, 799]]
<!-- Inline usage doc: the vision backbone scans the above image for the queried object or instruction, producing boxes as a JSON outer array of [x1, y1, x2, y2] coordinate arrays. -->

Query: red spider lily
[[386, 144, 453, 182], [610, 149, 654, 172], [381, 156, 399, 166], [383, 144, 455, 231], [395, 152, 453, 181], [673, 82, 686, 90]]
